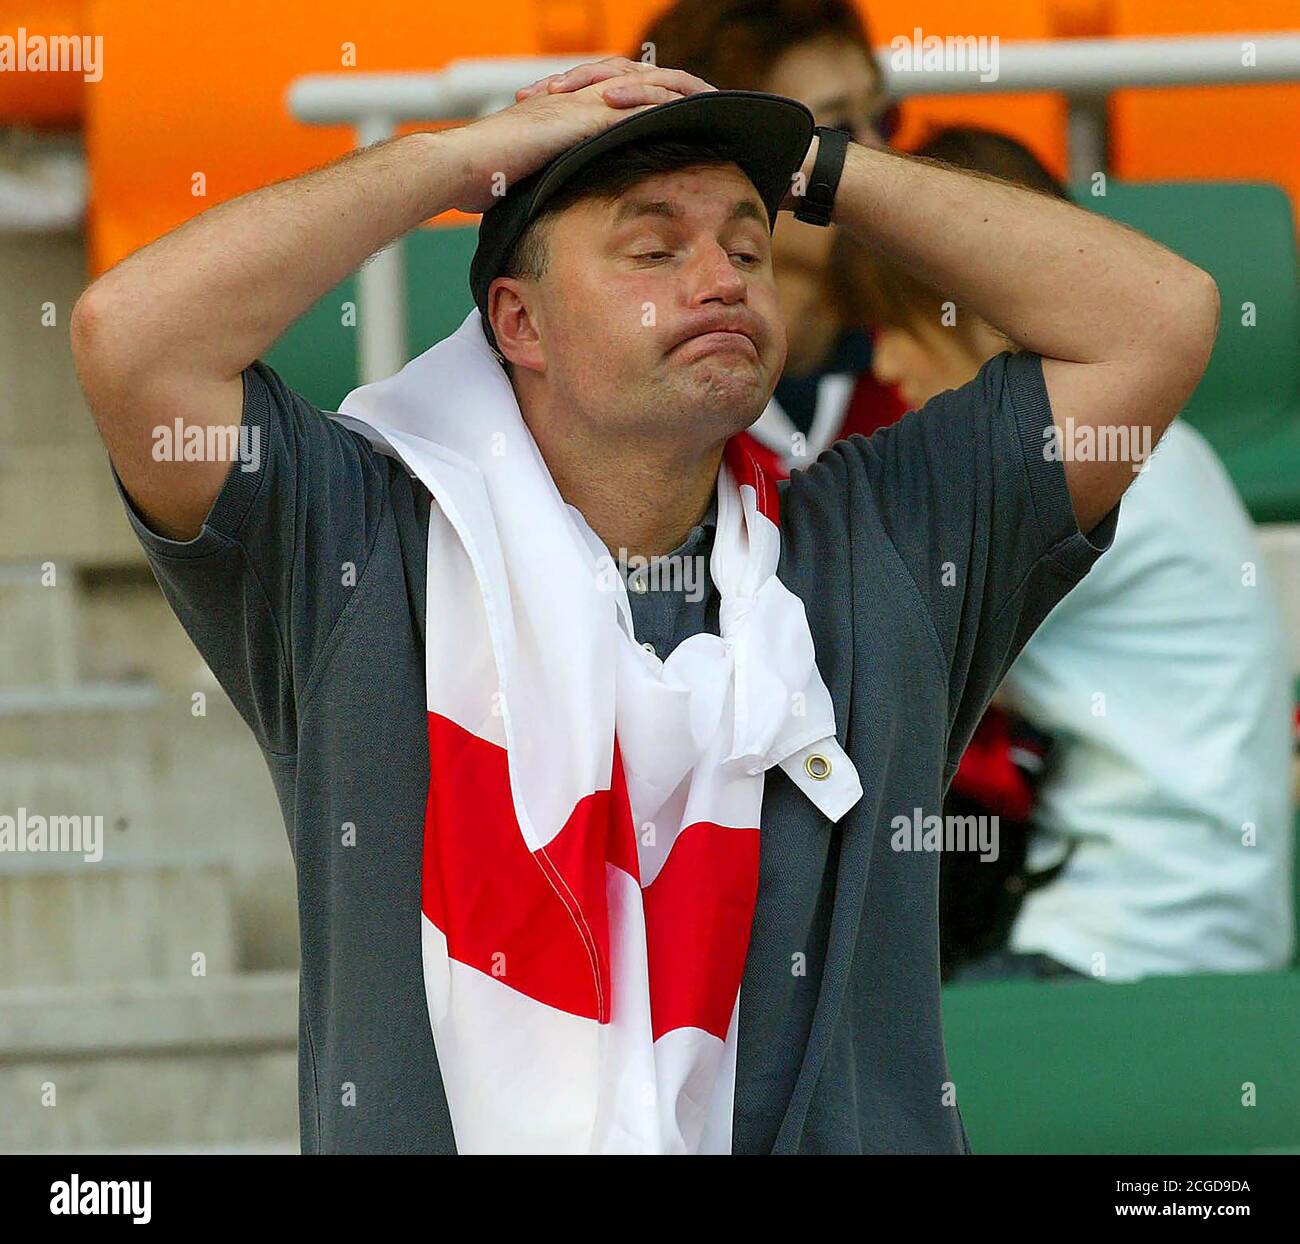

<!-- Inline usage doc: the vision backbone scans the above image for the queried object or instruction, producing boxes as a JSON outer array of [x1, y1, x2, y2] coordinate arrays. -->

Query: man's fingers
[[555, 56, 644, 87], [515, 74, 562, 100], [599, 81, 690, 109], [513, 59, 716, 120], [516, 60, 639, 100], [550, 61, 715, 97], [630, 66, 717, 96], [517, 58, 633, 98], [548, 59, 641, 93]]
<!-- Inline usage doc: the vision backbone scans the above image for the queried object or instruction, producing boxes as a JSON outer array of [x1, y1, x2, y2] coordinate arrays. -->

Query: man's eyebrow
[[611, 197, 769, 227], [727, 198, 768, 227], [613, 198, 681, 225]]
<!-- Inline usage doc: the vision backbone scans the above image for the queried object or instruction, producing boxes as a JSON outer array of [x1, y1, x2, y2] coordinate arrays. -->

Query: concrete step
[[28, 1137, 299, 1155], [0, 442, 145, 565], [0, 690, 297, 972], [0, 219, 156, 569], [0, 225, 94, 453], [0, 562, 209, 691], [0, 563, 79, 688], [0, 973, 298, 1152], [0, 857, 238, 987], [0, 689, 283, 854]]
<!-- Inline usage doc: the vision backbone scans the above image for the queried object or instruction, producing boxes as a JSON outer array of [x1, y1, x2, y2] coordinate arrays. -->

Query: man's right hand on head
[[449, 60, 716, 214]]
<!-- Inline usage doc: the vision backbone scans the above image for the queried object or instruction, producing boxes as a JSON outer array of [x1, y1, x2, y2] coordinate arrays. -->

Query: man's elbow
[[1134, 262, 1219, 424], [70, 283, 122, 408], [70, 285, 100, 366], [1180, 263, 1221, 379], [71, 281, 153, 424], [1157, 262, 1220, 386]]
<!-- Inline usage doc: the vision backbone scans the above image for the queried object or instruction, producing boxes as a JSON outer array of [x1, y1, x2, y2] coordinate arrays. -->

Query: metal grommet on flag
[[805, 753, 832, 780]]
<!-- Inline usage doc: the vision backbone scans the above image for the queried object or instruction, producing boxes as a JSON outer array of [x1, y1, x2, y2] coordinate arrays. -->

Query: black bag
[[938, 708, 1070, 981]]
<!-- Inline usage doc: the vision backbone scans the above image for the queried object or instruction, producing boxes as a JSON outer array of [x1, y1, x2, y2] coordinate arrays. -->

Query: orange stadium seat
[[1110, 0, 1300, 221], [80, 0, 588, 273]]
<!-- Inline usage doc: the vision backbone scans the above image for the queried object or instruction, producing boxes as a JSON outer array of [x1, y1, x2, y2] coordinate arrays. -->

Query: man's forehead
[[599, 163, 767, 228], [610, 194, 768, 228]]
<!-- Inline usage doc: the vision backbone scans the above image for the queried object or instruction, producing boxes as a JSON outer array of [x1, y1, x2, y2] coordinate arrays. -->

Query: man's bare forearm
[[73, 128, 474, 387], [828, 141, 1217, 367]]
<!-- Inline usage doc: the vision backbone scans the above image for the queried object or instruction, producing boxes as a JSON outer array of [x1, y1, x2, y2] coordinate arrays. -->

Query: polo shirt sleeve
[[110, 360, 391, 756], [839, 349, 1120, 777]]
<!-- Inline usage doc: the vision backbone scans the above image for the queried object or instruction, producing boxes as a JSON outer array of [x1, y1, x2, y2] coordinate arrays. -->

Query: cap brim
[[527, 90, 814, 226]]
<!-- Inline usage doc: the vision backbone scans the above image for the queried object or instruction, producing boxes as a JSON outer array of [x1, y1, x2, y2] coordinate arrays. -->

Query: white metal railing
[[287, 33, 1300, 382]]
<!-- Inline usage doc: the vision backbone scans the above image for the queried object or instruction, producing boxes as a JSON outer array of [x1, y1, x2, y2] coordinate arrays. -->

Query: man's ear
[[488, 278, 545, 375]]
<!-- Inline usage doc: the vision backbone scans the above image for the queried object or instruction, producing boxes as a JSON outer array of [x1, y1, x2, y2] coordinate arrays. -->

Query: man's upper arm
[[1039, 346, 1198, 535], [111, 361, 391, 754], [70, 290, 246, 541], [842, 350, 1120, 770]]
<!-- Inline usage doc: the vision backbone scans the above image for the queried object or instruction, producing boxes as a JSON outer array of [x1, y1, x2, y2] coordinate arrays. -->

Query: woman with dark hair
[[634, 0, 905, 475]]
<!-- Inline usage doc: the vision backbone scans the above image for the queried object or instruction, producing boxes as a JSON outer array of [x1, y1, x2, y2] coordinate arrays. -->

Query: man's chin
[[675, 354, 769, 402], [672, 371, 768, 426]]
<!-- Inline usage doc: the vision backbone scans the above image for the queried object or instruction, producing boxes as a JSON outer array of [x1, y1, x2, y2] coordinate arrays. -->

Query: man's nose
[[686, 240, 747, 305]]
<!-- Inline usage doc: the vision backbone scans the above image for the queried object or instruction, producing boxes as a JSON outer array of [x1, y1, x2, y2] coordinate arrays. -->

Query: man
[[70, 59, 1218, 1153]]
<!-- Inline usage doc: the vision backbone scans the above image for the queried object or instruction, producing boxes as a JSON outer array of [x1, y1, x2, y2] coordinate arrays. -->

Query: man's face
[[500, 162, 788, 446]]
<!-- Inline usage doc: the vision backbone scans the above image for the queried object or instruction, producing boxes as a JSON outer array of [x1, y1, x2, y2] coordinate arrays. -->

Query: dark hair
[[831, 126, 1067, 340], [633, 0, 878, 90], [500, 138, 741, 287]]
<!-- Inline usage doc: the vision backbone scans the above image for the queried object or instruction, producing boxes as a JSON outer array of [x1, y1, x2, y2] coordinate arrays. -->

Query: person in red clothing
[[634, 0, 905, 477]]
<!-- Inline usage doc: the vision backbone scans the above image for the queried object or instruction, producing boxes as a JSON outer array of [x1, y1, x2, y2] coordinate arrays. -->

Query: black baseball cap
[[469, 89, 815, 353]]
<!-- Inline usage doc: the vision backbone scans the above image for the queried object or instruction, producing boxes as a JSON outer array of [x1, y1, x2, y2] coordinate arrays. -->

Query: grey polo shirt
[[114, 348, 1118, 1153]]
